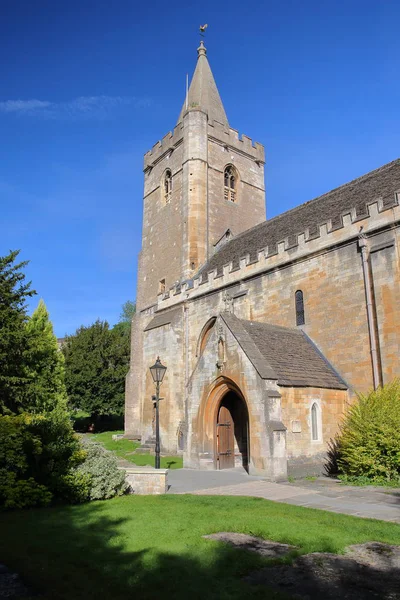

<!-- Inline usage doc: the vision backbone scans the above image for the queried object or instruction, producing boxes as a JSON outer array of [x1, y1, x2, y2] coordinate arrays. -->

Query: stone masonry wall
[[369, 229, 400, 385], [281, 386, 348, 476], [159, 205, 400, 395], [138, 140, 184, 308], [207, 126, 266, 252], [139, 309, 185, 453]]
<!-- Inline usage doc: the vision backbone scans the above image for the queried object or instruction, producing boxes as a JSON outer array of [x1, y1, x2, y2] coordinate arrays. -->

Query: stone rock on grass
[[0, 564, 30, 599], [203, 532, 295, 558]]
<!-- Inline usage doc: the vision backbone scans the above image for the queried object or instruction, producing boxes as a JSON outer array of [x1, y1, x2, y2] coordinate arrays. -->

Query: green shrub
[[0, 409, 87, 509], [25, 407, 85, 495], [75, 439, 128, 501], [337, 379, 400, 483], [0, 471, 52, 509]]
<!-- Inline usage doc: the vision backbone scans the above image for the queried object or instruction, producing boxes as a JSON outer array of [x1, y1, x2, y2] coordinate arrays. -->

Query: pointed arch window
[[164, 169, 172, 204], [295, 290, 305, 326], [224, 165, 237, 202], [311, 402, 321, 441]]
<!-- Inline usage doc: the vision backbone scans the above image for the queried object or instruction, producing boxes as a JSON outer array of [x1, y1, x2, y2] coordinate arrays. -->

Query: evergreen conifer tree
[[0, 250, 36, 414], [25, 299, 67, 413]]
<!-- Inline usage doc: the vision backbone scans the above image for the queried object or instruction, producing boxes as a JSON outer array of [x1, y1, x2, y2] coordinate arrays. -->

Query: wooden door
[[216, 405, 234, 469]]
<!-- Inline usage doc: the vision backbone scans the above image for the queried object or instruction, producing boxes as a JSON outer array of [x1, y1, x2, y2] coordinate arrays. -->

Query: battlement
[[144, 123, 184, 169], [208, 120, 265, 161], [143, 115, 265, 170], [156, 198, 400, 309]]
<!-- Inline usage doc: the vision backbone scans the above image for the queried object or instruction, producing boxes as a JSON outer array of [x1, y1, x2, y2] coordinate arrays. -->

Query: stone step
[[132, 436, 157, 454]]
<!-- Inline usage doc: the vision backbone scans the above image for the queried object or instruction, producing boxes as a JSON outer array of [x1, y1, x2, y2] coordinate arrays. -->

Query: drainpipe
[[358, 233, 380, 389], [183, 301, 190, 457]]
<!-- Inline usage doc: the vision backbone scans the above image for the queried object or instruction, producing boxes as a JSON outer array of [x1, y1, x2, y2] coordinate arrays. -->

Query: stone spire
[[177, 41, 229, 126]]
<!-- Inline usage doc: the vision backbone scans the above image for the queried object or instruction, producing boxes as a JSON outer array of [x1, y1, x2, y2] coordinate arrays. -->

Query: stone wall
[[139, 308, 185, 452], [158, 204, 400, 395], [123, 467, 168, 495], [137, 111, 267, 309], [207, 123, 266, 252], [369, 231, 400, 385], [137, 137, 184, 308], [280, 386, 348, 476]]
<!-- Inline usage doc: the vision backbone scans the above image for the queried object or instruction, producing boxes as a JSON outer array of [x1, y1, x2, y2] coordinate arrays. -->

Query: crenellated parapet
[[144, 123, 184, 170], [143, 116, 265, 170], [208, 120, 265, 162], [155, 197, 400, 310]]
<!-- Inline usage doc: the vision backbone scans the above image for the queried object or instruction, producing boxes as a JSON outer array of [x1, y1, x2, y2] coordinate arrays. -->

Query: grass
[[0, 495, 399, 600], [88, 430, 183, 469]]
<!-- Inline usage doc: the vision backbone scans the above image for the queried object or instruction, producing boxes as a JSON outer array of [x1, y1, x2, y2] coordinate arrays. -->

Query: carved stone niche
[[216, 336, 225, 371]]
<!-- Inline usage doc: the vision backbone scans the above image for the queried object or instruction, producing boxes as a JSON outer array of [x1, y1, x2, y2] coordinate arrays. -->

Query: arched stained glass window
[[295, 290, 305, 326]]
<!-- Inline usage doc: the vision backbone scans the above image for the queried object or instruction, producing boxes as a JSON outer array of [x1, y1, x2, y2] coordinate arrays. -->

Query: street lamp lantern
[[149, 357, 167, 469], [149, 357, 167, 384]]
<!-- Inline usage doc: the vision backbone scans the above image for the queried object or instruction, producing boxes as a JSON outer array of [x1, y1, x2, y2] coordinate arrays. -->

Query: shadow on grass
[[0, 503, 280, 600], [166, 460, 177, 468], [1, 499, 399, 600]]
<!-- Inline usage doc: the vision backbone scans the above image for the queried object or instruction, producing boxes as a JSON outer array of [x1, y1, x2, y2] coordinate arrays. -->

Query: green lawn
[[88, 430, 183, 469], [1, 495, 399, 600]]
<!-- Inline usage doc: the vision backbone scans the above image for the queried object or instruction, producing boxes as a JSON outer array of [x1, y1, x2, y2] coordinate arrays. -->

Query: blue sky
[[1, 0, 399, 337]]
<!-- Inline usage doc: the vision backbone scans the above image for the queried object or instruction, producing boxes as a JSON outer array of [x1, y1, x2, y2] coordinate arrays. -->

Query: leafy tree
[[0, 250, 36, 415], [25, 299, 67, 413], [119, 300, 136, 323], [116, 300, 136, 334], [63, 320, 130, 417]]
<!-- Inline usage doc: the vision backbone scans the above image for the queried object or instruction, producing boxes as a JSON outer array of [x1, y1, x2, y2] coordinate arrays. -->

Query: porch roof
[[222, 314, 347, 390]]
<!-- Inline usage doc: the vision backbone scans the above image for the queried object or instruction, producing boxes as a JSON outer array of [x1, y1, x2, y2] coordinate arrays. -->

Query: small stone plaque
[[292, 420, 302, 433]]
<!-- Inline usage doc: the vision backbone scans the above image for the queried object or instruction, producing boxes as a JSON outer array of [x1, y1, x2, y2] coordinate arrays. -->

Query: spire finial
[[197, 40, 206, 57]]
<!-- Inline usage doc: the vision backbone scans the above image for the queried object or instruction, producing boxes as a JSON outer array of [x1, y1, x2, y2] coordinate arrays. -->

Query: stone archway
[[198, 378, 250, 473], [216, 390, 249, 471]]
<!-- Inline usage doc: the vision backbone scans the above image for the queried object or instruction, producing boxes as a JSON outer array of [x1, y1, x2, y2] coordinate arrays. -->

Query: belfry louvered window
[[224, 165, 236, 202], [295, 290, 305, 326]]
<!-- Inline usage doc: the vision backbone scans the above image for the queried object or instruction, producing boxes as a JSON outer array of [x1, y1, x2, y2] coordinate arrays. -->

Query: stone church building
[[125, 41, 400, 479]]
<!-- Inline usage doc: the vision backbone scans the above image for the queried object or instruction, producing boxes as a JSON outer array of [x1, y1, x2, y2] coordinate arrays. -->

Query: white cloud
[[0, 99, 52, 113], [0, 95, 150, 119]]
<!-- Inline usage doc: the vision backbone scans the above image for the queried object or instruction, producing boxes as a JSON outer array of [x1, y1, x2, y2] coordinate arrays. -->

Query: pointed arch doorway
[[216, 390, 249, 471]]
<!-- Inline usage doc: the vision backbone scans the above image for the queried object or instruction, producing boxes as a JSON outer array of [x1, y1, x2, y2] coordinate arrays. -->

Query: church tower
[[136, 40, 266, 309]]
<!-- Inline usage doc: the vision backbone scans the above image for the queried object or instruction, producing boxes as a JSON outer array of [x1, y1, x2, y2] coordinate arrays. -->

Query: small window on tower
[[159, 279, 166, 294], [295, 290, 305, 326], [224, 165, 237, 202], [164, 170, 172, 204]]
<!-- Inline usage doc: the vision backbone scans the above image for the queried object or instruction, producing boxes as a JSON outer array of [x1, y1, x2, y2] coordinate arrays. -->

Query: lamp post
[[149, 357, 167, 469]]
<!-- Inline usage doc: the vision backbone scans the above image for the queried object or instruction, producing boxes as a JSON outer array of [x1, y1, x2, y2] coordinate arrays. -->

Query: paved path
[[167, 469, 400, 523]]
